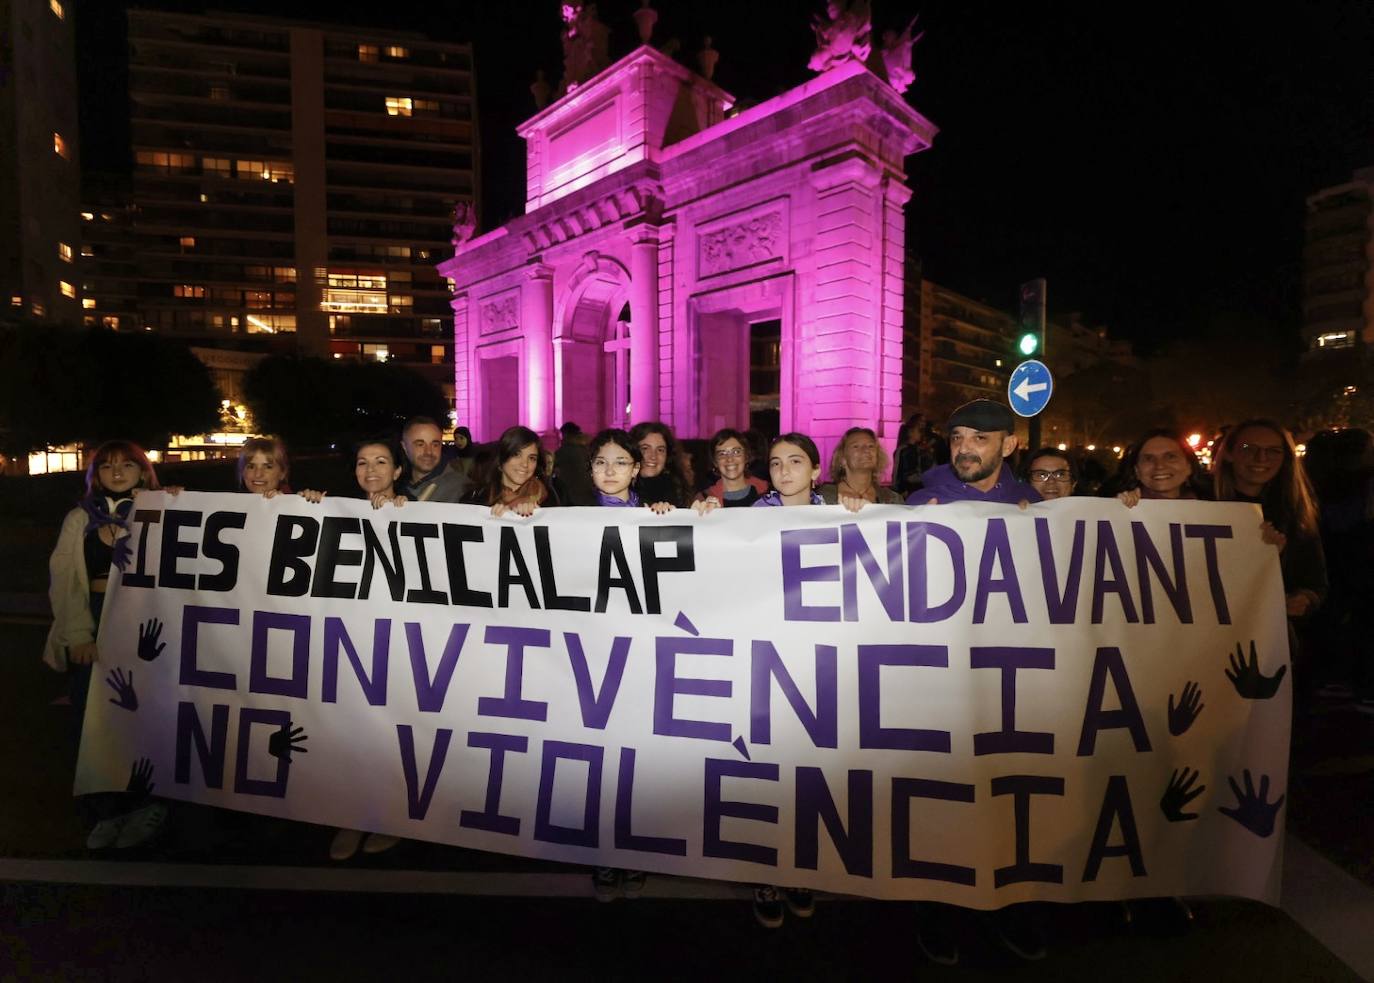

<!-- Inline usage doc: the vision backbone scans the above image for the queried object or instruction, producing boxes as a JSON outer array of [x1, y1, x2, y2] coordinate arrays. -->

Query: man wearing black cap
[[907, 398, 1040, 506]]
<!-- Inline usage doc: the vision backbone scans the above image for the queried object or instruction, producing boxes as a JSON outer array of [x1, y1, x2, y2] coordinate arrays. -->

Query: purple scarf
[[752, 489, 824, 507], [596, 489, 641, 507], [79, 494, 136, 571]]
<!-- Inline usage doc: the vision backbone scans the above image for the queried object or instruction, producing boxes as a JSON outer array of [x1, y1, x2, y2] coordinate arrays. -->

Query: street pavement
[[2, 617, 1372, 981]]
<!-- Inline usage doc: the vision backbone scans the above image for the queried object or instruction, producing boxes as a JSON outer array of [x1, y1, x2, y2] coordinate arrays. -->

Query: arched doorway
[[555, 255, 631, 432]]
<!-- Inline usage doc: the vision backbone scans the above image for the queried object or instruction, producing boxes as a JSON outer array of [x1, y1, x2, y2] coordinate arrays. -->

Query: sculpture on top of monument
[[808, 0, 872, 73], [633, 0, 658, 45], [451, 202, 477, 248], [697, 35, 719, 81], [877, 16, 921, 93], [558, 2, 610, 96]]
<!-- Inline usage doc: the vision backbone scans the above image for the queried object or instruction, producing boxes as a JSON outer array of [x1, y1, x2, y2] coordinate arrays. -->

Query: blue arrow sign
[[1008, 359, 1053, 418]]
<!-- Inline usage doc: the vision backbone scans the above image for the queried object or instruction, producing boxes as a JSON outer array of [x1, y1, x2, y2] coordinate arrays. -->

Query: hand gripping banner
[[77, 493, 1290, 906]]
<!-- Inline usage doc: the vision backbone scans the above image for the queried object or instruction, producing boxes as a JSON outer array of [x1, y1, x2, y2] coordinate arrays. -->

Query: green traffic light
[[1018, 333, 1039, 356]]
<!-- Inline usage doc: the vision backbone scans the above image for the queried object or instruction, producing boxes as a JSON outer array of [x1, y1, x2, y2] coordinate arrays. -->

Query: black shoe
[[989, 905, 1048, 961], [916, 923, 959, 966], [753, 886, 784, 929], [783, 888, 815, 918]]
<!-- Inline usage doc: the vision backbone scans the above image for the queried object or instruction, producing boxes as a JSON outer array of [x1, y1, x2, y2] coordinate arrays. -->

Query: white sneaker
[[86, 815, 127, 850], [362, 832, 400, 855], [330, 827, 365, 861], [114, 802, 168, 848]]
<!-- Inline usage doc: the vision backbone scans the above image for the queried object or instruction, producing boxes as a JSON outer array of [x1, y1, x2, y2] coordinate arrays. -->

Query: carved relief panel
[[696, 199, 789, 280]]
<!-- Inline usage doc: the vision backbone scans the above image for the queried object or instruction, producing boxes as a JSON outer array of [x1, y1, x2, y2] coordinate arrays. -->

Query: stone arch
[[554, 252, 633, 431]]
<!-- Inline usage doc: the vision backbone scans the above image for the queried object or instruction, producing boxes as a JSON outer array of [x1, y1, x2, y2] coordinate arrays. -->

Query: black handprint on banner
[[1225, 641, 1287, 700], [268, 722, 309, 764], [126, 757, 155, 798], [105, 667, 137, 712], [1218, 770, 1285, 838], [137, 619, 166, 662], [1167, 681, 1204, 735], [1160, 767, 1206, 822]]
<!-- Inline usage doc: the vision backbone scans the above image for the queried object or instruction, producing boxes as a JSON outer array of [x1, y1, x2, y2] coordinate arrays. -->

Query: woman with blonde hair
[[818, 427, 902, 506]]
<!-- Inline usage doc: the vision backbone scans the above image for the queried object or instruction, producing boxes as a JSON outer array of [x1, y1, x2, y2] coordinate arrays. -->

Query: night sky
[[77, 0, 1374, 355]]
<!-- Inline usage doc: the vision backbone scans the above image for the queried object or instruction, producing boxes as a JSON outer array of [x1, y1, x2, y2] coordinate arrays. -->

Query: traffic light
[[1018, 278, 1046, 360]]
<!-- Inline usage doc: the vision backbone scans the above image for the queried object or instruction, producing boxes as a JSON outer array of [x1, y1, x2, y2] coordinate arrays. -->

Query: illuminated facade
[[111, 10, 476, 399], [0, 0, 81, 324], [440, 47, 934, 461], [1302, 166, 1374, 356]]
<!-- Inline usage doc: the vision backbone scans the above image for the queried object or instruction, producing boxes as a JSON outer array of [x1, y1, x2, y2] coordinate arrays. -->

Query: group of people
[[41, 395, 1374, 957]]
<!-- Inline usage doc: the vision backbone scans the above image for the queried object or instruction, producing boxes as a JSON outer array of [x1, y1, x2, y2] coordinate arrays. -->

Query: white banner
[[78, 492, 1290, 906]]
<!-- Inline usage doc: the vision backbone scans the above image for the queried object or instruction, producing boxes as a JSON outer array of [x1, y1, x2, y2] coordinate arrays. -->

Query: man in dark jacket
[[907, 399, 1040, 506], [401, 416, 469, 503]]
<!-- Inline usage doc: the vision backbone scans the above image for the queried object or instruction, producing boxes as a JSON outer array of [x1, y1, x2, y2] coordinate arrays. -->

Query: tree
[[242, 355, 449, 451], [0, 325, 220, 455]]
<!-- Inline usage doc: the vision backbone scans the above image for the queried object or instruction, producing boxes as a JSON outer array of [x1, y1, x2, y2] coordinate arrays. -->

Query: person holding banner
[[465, 426, 559, 516], [695, 428, 769, 509], [908, 400, 1040, 507], [237, 436, 292, 497], [819, 427, 903, 506], [1213, 420, 1327, 689], [329, 436, 409, 860], [629, 421, 692, 508], [44, 440, 170, 850], [1107, 430, 1210, 504], [1022, 447, 1077, 500]]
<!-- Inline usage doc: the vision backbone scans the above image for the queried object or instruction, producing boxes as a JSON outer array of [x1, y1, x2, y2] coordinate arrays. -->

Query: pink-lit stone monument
[[439, 9, 935, 464]]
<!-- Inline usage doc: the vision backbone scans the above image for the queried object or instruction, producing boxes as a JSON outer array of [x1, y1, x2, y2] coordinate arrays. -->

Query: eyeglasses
[[1236, 443, 1284, 462], [1029, 469, 1072, 483], [714, 447, 744, 459], [592, 458, 635, 472]]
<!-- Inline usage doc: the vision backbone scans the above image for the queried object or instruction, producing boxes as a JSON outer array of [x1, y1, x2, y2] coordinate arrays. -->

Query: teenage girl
[[45, 440, 170, 850]]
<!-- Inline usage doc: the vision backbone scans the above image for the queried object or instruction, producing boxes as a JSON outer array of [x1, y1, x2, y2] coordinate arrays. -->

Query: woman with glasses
[[696, 428, 769, 508], [819, 427, 903, 505], [1022, 448, 1077, 501], [629, 421, 692, 508], [1213, 419, 1326, 623]]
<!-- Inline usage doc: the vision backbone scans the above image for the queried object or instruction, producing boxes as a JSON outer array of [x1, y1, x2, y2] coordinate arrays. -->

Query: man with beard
[[907, 398, 1040, 506], [401, 416, 469, 503], [903, 397, 1044, 966]]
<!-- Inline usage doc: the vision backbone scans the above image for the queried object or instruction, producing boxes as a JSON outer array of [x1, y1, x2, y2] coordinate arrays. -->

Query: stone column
[[522, 264, 555, 433], [629, 234, 660, 421]]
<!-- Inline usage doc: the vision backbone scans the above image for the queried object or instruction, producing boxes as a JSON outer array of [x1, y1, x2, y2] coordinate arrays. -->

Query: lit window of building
[[384, 45, 408, 59], [262, 162, 293, 183], [174, 284, 206, 298], [10, 294, 22, 307], [209, 85, 230, 101], [1316, 331, 1355, 349], [83, 297, 96, 309], [80, 245, 93, 257], [358, 44, 378, 62], [431, 345, 446, 364], [32, 302, 46, 317], [58, 242, 73, 262], [102, 316, 118, 329], [135, 150, 195, 172], [236, 159, 268, 180], [413, 99, 439, 114], [363, 343, 390, 361], [53, 132, 69, 159], [389, 295, 414, 312], [60, 281, 75, 299], [28, 445, 83, 476], [322, 271, 389, 313], [385, 96, 413, 117], [50, 0, 65, 19], [180, 236, 196, 250], [80, 211, 94, 221], [203, 157, 231, 177]]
